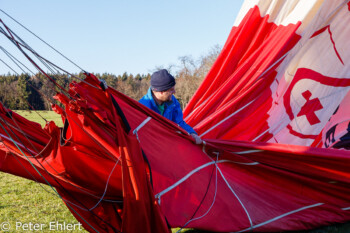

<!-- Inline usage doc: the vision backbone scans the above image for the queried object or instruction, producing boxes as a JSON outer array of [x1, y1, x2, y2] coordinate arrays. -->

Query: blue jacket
[[139, 88, 196, 134]]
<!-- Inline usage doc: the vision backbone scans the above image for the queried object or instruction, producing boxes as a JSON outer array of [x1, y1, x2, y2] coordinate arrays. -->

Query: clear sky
[[0, 1, 243, 75]]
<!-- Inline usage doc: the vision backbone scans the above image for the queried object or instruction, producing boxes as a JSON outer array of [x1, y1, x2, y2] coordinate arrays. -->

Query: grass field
[[15, 110, 64, 127], [0, 172, 85, 233], [1, 111, 83, 232], [1, 111, 349, 233]]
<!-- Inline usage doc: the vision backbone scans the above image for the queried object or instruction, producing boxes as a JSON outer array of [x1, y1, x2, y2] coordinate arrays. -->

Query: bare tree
[[175, 45, 222, 109]]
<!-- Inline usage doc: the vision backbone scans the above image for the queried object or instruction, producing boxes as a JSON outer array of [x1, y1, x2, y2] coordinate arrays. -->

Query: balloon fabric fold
[[1, 0, 350, 232]]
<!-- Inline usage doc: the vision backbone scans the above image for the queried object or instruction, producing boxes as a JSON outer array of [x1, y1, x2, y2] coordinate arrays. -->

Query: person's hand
[[190, 133, 202, 145]]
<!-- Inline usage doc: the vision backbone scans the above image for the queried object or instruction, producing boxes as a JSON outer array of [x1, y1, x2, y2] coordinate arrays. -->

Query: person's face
[[160, 86, 175, 102]]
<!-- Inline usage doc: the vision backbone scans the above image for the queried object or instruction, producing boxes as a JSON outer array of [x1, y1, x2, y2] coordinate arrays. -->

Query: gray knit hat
[[151, 69, 176, 92]]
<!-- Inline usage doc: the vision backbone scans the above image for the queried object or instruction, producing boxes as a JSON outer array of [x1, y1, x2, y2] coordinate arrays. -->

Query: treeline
[[0, 45, 220, 110], [0, 72, 151, 110]]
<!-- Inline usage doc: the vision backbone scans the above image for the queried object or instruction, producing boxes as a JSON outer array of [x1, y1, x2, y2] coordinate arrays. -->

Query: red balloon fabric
[[1, 1, 350, 232]]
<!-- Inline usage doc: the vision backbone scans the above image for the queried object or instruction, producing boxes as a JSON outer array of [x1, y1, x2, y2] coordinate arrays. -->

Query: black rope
[[0, 46, 35, 75], [1, 34, 120, 205], [0, 15, 124, 232], [141, 149, 153, 187], [0, 57, 19, 74], [110, 95, 131, 134], [0, 22, 69, 94], [0, 22, 99, 91], [0, 113, 120, 233], [3, 104, 122, 204], [0, 9, 86, 72], [0, 49, 61, 120], [26, 100, 48, 124], [1, 26, 61, 76], [176, 158, 217, 233]]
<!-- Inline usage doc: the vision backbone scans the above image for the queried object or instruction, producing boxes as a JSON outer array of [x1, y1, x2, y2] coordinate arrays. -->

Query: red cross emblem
[[297, 90, 323, 125], [279, 68, 350, 140]]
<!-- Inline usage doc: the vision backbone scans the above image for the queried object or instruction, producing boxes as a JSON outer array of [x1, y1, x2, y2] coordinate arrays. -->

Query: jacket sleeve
[[173, 99, 197, 135]]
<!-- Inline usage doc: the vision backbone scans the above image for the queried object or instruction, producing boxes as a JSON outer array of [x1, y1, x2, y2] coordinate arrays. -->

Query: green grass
[[15, 110, 64, 127], [0, 172, 85, 232], [1, 111, 349, 233], [0, 111, 82, 232]]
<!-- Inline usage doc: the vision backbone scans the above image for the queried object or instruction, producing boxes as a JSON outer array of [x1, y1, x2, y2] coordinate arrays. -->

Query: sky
[[0, 1, 244, 76]]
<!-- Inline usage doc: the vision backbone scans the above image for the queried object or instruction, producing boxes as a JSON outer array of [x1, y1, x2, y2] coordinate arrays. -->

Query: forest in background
[[0, 45, 220, 111]]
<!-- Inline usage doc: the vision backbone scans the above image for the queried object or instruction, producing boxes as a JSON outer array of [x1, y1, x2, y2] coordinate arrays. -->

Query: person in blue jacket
[[139, 69, 202, 144]]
